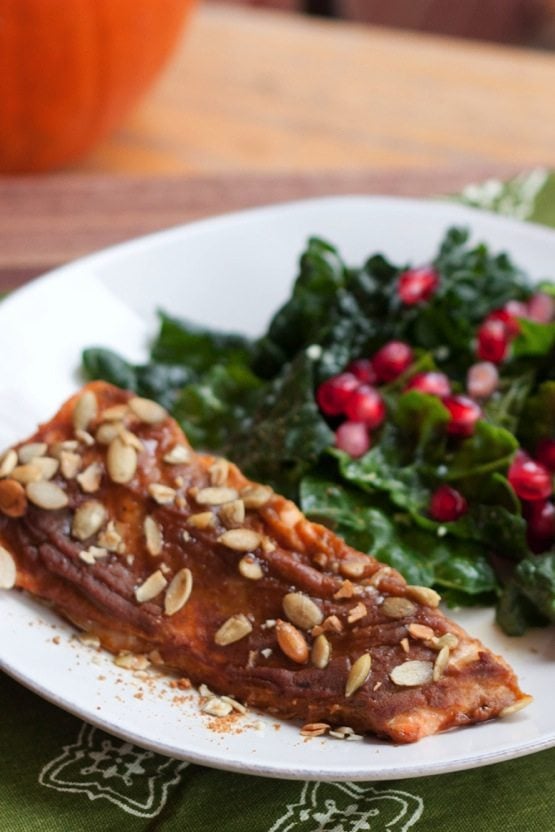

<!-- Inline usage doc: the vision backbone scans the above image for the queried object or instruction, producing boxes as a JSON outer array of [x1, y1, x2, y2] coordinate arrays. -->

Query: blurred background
[[211, 0, 555, 46]]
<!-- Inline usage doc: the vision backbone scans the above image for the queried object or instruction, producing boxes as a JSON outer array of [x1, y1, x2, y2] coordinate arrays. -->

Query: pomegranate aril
[[466, 362, 499, 400], [476, 319, 509, 364], [344, 385, 386, 429], [508, 452, 552, 501], [372, 341, 413, 382], [535, 438, 555, 472], [524, 500, 555, 552], [442, 395, 482, 438], [335, 422, 371, 458], [346, 358, 377, 385], [429, 485, 468, 522], [487, 304, 524, 339], [405, 371, 451, 398], [527, 292, 555, 324], [316, 372, 359, 416], [397, 266, 439, 305]]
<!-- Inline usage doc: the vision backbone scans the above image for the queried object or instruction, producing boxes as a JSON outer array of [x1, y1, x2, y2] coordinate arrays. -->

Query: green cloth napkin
[[2, 170, 555, 832]]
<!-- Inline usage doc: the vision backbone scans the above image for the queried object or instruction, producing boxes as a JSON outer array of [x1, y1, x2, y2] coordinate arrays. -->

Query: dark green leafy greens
[[83, 227, 555, 634]]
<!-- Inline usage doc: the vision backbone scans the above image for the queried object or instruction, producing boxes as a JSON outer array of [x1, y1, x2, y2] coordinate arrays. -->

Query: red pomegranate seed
[[397, 266, 439, 305], [508, 451, 552, 501], [535, 438, 555, 472], [344, 385, 386, 429], [335, 422, 371, 458], [372, 341, 413, 382], [405, 371, 451, 397], [316, 372, 359, 416], [466, 361, 499, 400], [429, 485, 468, 522], [346, 358, 377, 385], [442, 395, 482, 438], [527, 292, 555, 324], [487, 302, 527, 339], [476, 319, 510, 364], [524, 500, 555, 552]]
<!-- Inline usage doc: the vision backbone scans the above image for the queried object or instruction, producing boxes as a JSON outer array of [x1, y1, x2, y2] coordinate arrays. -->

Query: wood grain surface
[[74, 3, 555, 174], [0, 166, 519, 290]]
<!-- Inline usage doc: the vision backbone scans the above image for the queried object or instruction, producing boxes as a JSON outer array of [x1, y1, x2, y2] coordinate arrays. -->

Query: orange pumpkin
[[0, 0, 196, 173]]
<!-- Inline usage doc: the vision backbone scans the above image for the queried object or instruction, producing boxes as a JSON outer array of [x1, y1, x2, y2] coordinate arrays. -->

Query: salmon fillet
[[0, 381, 530, 742]]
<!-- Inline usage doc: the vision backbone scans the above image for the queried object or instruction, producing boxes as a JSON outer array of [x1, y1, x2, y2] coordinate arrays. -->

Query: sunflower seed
[[436, 632, 459, 650], [72, 500, 107, 541], [119, 429, 144, 452], [135, 569, 168, 603], [0, 479, 27, 517], [220, 695, 247, 714], [433, 645, 450, 681], [95, 422, 123, 445], [107, 438, 137, 484], [144, 515, 163, 556], [381, 596, 417, 619], [0, 546, 16, 589], [18, 442, 47, 464], [60, 450, 82, 479], [407, 623, 436, 641], [220, 499, 245, 528], [214, 614, 252, 646], [499, 695, 534, 718], [390, 660, 434, 687], [195, 487, 238, 506], [0, 449, 17, 478], [148, 483, 176, 504], [73, 391, 98, 432], [129, 396, 167, 424], [114, 652, 150, 671], [187, 512, 215, 529], [79, 545, 108, 565], [300, 723, 330, 737], [32, 457, 59, 480], [209, 458, 229, 486], [26, 481, 68, 510], [340, 558, 367, 579], [238, 554, 263, 580], [240, 484, 273, 509], [77, 462, 103, 493], [275, 620, 309, 664], [164, 568, 193, 616], [49, 440, 79, 459], [217, 528, 262, 552], [101, 404, 129, 421], [75, 429, 95, 447], [405, 585, 441, 608], [202, 697, 233, 717], [282, 592, 323, 630], [163, 444, 192, 465], [345, 653, 372, 697], [311, 634, 331, 669]]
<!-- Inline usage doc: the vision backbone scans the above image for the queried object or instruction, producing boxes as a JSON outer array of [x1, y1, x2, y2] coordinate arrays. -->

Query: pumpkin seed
[[381, 596, 417, 619], [18, 442, 47, 464], [217, 528, 262, 552], [214, 614, 253, 646], [135, 569, 168, 603], [164, 568, 193, 616], [72, 500, 107, 541], [390, 660, 434, 687], [26, 481, 68, 510], [0, 546, 16, 589], [345, 653, 372, 697], [275, 620, 309, 664], [107, 437, 137, 484], [282, 592, 323, 630], [129, 396, 167, 424], [144, 515, 163, 556], [0, 479, 27, 517], [73, 391, 98, 432]]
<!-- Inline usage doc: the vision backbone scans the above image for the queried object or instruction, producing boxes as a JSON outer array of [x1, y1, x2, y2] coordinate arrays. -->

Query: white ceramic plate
[[0, 196, 554, 782]]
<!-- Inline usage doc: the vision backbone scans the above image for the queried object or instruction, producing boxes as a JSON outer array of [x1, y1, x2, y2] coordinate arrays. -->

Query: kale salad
[[83, 227, 555, 635]]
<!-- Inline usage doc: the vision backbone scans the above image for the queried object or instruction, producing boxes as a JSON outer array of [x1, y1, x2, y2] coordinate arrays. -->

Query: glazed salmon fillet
[[0, 381, 531, 742]]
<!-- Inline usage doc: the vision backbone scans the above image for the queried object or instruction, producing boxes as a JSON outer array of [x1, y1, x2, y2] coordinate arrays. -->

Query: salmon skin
[[0, 381, 530, 742]]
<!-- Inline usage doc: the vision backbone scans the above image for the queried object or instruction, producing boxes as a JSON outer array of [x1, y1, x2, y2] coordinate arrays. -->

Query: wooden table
[[3, 2, 555, 288]]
